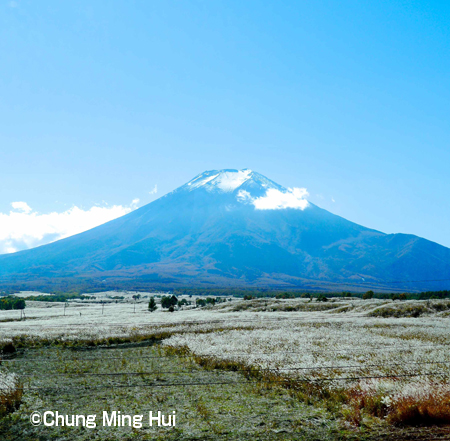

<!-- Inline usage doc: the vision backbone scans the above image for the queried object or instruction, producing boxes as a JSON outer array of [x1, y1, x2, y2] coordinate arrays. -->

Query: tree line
[[0, 297, 25, 310]]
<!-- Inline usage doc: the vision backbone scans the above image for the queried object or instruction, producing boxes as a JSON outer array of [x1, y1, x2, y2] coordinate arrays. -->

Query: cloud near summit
[[0, 200, 140, 254], [237, 187, 309, 210]]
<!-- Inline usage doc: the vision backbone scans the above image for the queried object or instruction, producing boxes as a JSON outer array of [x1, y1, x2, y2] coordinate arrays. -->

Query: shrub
[[1, 342, 16, 354], [432, 302, 450, 312], [369, 304, 427, 318], [275, 292, 295, 299], [177, 299, 188, 307]]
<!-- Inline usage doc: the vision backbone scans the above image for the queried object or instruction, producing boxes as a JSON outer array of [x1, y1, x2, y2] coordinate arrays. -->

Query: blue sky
[[1, 0, 449, 252]]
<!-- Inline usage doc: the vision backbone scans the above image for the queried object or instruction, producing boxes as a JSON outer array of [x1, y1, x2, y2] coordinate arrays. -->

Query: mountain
[[1, 169, 449, 291]]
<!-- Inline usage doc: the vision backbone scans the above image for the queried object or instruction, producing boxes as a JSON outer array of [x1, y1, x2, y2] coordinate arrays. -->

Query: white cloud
[[252, 187, 309, 210], [236, 189, 252, 203], [0, 200, 139, 254], [331, 197, 336, 203], [149, 185, 158, 195], [11, 201, 32, 214]]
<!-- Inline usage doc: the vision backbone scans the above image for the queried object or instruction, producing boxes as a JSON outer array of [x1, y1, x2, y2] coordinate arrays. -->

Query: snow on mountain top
[[185, 169, 284, 193], [187, 169, 253, 192], [215, 169, 253, 191], [182, 169, 310, 210]]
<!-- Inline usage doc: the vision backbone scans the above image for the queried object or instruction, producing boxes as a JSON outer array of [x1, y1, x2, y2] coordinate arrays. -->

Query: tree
[[148, 297, 157, 312], [196, 298, 206, 307], [363, 290, 374, 300], [0, 297, 26, 310], [14, 298, 26, 310], [161, 296, 171, 308], [161, 295, 178, 309], [177, 298, 188, 308]]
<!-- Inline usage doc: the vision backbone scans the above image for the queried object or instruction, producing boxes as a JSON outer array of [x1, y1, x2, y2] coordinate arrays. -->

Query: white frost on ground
[[0, 371, 20, 399], [1, 296, 450, 409]]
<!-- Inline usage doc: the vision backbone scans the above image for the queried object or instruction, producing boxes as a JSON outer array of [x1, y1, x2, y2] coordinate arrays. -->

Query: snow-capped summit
[[181, 169, 284, 194], [186, 169, 254, 192]]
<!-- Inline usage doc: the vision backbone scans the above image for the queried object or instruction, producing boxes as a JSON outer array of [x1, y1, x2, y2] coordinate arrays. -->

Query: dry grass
[[387, 390, 450, 425], [0, 374, 22, 417], [3, 296, 450, 433], [343, 381, 450, 427], [165, 344, 450, 429]]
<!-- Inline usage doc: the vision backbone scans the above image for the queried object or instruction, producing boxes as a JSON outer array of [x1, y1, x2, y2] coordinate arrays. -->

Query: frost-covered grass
[[1, 296, 450, 427], [162, 299, 450, 426], [0, 299, 255, 354]]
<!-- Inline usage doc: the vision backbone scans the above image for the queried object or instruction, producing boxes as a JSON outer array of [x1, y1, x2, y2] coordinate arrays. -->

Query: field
[[1, 293, 450, 440]]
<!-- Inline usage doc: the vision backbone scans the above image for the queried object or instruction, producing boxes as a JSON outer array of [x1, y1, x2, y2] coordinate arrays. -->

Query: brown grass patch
[[344, 383, 450, 427], [0, 380, 22, 416], [387, 390, 450, 426]]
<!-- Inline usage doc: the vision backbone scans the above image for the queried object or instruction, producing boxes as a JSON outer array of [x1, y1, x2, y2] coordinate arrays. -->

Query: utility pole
[[64, 302, 67, 316], [102, 302, 104, 315]]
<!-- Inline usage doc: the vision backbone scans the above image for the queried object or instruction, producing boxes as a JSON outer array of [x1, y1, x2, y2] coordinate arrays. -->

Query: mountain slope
[[1, 169, 449, 291]]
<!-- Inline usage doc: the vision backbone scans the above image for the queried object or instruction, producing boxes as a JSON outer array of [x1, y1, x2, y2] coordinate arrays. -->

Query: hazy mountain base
[[0, 273, 435, 295]]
